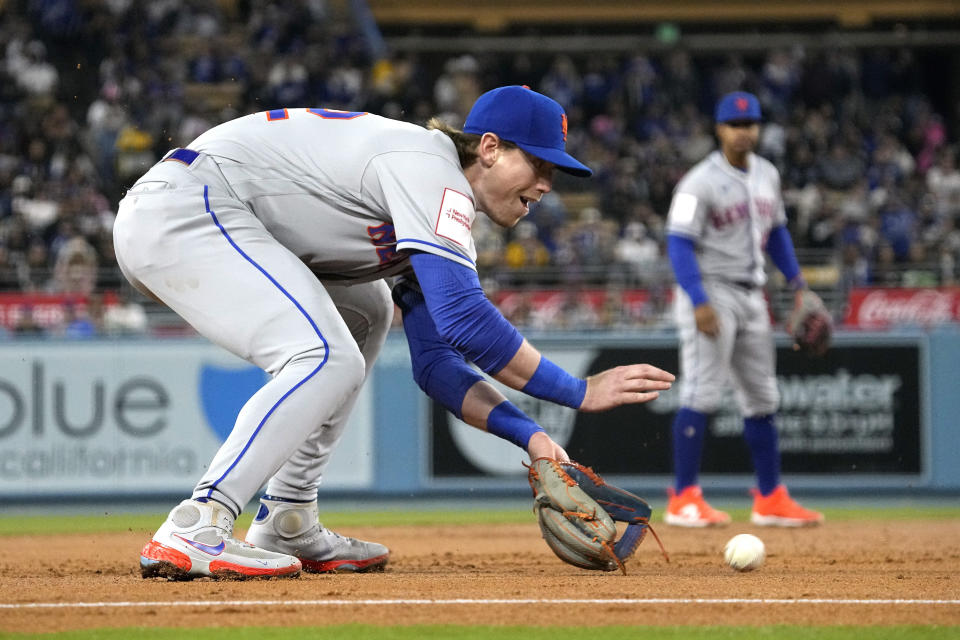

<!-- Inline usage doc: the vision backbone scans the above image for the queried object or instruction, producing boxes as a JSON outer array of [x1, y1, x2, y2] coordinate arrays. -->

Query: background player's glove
[[526, 458, 667, 575], [787, 289, 833, 357]]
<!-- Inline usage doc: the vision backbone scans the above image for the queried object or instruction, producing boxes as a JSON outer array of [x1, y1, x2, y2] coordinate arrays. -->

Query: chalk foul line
[[1, 598, 959, 610]]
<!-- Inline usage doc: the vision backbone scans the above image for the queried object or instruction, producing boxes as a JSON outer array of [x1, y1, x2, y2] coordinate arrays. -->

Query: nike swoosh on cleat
[[173, 534, 225, 556]]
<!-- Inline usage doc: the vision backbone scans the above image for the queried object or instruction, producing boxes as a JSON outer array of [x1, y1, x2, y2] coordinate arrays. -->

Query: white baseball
[[724, 533, 765, 572]]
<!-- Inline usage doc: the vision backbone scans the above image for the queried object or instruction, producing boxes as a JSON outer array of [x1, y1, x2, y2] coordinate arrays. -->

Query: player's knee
[[286, 342, 365, 387], [741, 392, 779, 417], [364, 289, 394, 350], [325, 342, 366, 388], [684, 391, 724, 414]]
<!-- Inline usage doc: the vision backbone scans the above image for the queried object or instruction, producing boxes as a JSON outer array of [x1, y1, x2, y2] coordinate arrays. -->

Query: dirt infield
[[1, 520, 959, 632]]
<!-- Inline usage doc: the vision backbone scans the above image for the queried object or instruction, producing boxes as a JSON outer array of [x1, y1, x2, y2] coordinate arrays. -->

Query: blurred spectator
[[601, 157, 649, 223], [189, 44, 223, 83], [879, 196, 918, 260], [614, 221, 660, 281], [103, 289, 149, 335], [526, 191, 568, 255], [12, 177, 59, 231], [553, 289, 598, 330], [871, 242, 901, 286], [267, 55, 310, 105], [19, 240, 51, 292], [927, 147, 960, 217], [12, 305, 44, 337], [58, 299, 100, 339], [540, 55, 582, 112], [839, 244, 871, 291], [938, 242, 957, 286], [471, 211, 506, 269], [680, 117, 715, 164], [0, 245, 20, 291], [806, 203, 839, 250], [596, 283, 649, 330], [818, 142, 865, 191], [504, 221, 550, 269], [503, 290, 535, 329], [115, 120, 156, 184], [761, 48, 801, 112], [433, 55, 480, 120], [51, 236, 98, 296], [10, 40, 58, 97], [554, 207, 618, 275], [902, 243, 938, 288]]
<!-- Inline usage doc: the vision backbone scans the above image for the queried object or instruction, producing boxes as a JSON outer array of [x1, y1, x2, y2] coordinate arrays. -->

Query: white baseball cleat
[[140, 498, 302, 580], [246, 495, 390, 573]]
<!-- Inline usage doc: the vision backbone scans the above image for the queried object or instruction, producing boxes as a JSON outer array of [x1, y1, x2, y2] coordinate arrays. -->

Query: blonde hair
[[426, 117, 517, 168]]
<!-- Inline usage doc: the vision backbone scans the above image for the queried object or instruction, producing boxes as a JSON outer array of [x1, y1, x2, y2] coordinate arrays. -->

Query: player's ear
[[477, 132, 502, 168]]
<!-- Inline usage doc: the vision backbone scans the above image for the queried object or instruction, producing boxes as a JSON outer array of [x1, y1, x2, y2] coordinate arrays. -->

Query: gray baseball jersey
[[667, 150, 787, 287], [113, 109, 480, 514], [190, 107, 480, 281], [666, 150, 785, 416]]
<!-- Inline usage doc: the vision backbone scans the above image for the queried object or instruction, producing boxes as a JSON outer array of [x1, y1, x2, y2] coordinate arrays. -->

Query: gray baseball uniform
[[114, 108, 480, 514], [666, 150, 786, 416]]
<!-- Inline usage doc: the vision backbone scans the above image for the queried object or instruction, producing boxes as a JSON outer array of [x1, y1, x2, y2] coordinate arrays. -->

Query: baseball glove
[[787, 289, 832, 357], [527, 458, 667, 575]]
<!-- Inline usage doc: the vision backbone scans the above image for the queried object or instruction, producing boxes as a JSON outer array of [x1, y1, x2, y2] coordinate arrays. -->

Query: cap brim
[[718, 117, 761, 124], [516, 142, 593, 177]]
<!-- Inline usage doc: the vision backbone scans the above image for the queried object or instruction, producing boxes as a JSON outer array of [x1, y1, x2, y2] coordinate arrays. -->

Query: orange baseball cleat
[[750, 485, 824, 527], [665, 485, 732, 527]]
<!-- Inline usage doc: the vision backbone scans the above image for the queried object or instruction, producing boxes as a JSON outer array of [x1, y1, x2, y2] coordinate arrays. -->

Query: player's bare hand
[[579, 364, 675, 412], [694, 303, 719, 337], [526, 431, 570, 462]]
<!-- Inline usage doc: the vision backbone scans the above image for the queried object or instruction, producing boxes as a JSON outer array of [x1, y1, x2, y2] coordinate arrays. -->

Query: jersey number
[[265, 108, 367, 121], [267, 107, 382, 262]]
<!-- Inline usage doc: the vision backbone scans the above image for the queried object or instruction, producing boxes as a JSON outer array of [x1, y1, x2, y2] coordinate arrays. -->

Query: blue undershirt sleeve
[[766, 224, 806, 289], [392, 280, 483, 420], [408, 251, 523, 375], [393, 280, 545, 447], [666, 234, 709, 306]]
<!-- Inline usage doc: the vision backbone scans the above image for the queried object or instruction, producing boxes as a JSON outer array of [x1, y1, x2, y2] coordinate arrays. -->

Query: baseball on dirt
[[724, 533, 765, 572]]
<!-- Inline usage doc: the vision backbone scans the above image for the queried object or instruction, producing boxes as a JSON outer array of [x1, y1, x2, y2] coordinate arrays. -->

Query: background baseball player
[[663, 91, 824, 528], [114, 86, 674, 580]]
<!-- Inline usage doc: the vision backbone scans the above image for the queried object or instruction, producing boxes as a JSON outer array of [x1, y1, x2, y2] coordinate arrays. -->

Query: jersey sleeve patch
[[669, 192, 699, 226], [434, 188, 475, 248]]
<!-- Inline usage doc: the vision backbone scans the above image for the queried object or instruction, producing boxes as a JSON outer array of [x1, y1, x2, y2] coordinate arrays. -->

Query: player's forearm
[[488, 339, 539, 388], [396, 277, 553, 447], [766, 225, 806, 289], [461, 380, 546, 449], [492, 340, 587, 409]]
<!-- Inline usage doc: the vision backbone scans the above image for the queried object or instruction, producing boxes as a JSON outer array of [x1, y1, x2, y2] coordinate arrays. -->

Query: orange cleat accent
[[664, 485, 731, 527], [208, 559, 302, 578], [750, 485, 824, 527], [300, 552, 390, 574], [140, 540, 192, 571]]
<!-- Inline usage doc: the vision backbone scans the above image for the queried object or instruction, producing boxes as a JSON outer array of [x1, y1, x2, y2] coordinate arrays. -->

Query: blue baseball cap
[[715, 91, 762, 123], [463, 85, 592, 177]]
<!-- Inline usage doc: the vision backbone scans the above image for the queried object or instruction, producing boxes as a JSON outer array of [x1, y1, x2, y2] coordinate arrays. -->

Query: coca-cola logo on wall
[[845, 288, 960, 328]]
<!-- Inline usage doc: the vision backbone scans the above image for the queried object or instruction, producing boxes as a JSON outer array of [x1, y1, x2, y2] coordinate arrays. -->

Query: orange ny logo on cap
[[561, 113, 568, 141], [736, 97, 749, 112]]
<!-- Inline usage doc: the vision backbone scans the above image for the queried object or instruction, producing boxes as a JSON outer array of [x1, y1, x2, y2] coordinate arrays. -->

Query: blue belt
[[163, 148, 200, 165]]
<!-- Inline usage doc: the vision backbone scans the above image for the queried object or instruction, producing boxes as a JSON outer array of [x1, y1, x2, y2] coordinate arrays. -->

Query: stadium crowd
[[0, 0, 958, 336]]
